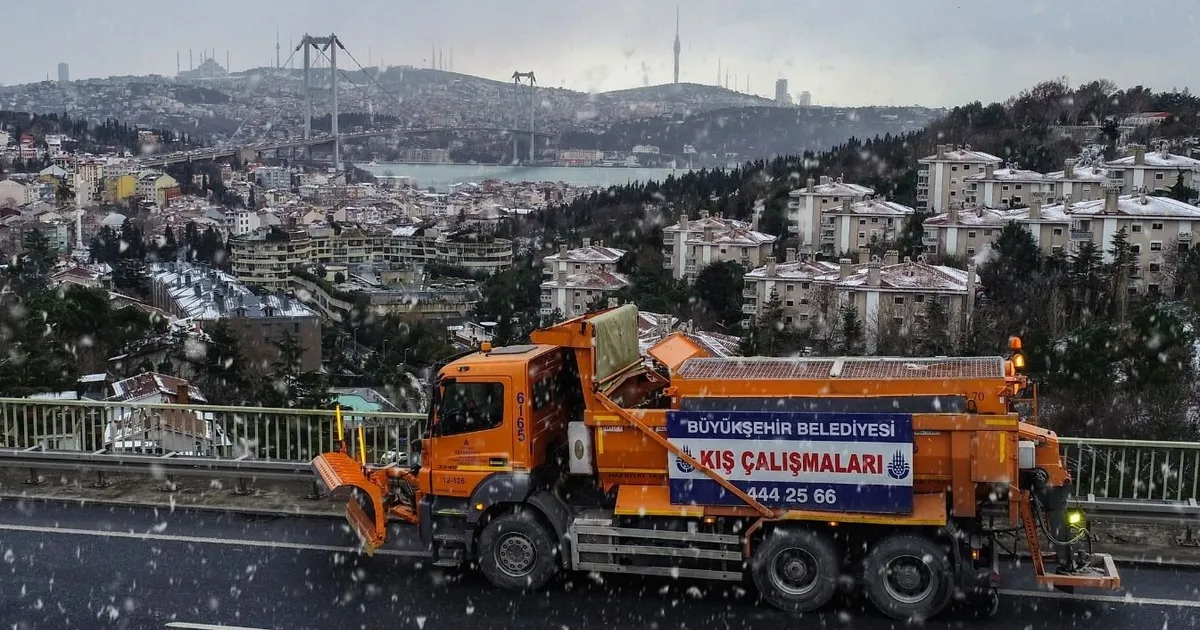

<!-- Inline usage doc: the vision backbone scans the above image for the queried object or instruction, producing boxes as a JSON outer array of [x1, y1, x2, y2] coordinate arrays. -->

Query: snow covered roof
[[150, 262, 316, 320], [110, 372, 207, 403], [688, 226, 777, 246], [923, 206, 1021, 227], [663, 214, 750, 233], [1105, 150, 1200, 170], [1045, 165, 1110, 181], [964, 167, 1046, 182], [1050, 194, 1200, 219], [789, 181, 875, 197], [541, 270, 630, 291], [831, 199, 915, 217], [746, 259, 840, 280], [835, 260, 977, 294], [918, 147, 1003, 164], [543, 244, 626, 264]]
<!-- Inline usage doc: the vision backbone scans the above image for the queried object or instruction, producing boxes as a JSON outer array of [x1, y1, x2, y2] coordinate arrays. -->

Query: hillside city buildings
[[6, 106, 1200, 378]]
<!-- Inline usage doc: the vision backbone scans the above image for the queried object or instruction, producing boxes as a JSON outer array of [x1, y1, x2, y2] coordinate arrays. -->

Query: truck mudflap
[[311, 452, 387, 555]]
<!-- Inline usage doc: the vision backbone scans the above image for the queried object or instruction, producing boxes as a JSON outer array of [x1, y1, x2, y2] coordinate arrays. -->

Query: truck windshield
[[435, 381, 505, 436]]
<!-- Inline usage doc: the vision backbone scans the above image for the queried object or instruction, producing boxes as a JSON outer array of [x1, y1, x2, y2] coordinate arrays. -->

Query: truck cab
[[414, 343, 583, 567]]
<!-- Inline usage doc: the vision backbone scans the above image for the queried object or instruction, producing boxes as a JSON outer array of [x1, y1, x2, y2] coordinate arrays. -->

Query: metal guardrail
[[3, 398, 1200, 504], [1060, 437, 1200, 503], [0, 397, 424, 467]]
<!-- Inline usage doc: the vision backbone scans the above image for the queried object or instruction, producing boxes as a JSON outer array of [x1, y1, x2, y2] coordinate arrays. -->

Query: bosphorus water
[[360, 163, 694, 191]]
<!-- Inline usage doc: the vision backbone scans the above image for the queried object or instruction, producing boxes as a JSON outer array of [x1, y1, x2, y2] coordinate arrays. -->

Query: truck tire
[[861, 534, 954, 622], [477, 510, 558, 592], [750, 527, 839, 613]]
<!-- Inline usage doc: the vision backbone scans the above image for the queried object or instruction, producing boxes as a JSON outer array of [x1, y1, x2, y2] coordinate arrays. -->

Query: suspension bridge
[[148, 32, 552, 168]]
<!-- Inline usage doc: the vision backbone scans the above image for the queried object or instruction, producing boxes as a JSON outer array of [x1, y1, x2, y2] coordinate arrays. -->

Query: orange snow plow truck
[[312, 305, 1119, 621]]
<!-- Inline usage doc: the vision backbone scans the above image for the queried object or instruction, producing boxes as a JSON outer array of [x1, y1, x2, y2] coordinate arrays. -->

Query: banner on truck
[[666, 411, 914, 514]]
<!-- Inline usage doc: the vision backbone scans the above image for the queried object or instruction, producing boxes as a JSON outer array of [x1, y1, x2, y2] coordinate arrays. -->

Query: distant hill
[[560, 105, 943, 159]]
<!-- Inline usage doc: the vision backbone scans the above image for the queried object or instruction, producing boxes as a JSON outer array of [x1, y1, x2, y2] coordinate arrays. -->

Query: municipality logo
[[887, 450, 911, 480], [675, 446, 696, 474]]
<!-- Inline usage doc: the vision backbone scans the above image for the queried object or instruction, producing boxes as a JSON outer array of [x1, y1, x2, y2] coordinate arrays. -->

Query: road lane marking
[[0, 522, 427, 558], [6, 522, 1200, 610], [999, 589, 1200, 608], [166, 623, 271, 630]]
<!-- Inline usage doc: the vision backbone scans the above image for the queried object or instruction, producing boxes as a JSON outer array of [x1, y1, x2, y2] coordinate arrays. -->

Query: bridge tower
[[297, 33, 344, 169], [511, 71, 536, 164]]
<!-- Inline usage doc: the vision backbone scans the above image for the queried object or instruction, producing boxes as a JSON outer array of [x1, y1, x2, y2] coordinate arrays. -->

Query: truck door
[[427, 376, 514, 498]]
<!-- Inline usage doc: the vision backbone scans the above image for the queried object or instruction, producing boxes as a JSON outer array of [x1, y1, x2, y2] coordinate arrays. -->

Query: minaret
[[276, 27, 281, 68], [672, 3, 681, 84]]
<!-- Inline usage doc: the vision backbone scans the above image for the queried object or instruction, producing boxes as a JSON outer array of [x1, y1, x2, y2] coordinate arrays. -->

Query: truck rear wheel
[[861, 534, 954, 622], [477, 510, 557, 592], [750, 527, 839, 613]]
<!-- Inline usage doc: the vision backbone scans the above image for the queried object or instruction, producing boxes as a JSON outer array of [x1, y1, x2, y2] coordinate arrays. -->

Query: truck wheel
[[750, 528, 839, 613], [861, 534, 954, 622], [477, 510, 557, 592]]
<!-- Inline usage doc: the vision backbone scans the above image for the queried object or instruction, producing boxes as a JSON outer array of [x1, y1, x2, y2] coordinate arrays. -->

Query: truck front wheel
[[477, 510, 558, 592], [750, 527, 839, 613], [861, 534, 954, 622]]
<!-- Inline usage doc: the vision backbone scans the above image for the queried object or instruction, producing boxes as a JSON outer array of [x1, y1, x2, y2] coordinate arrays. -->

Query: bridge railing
[[0, 397, 423, 466], [1059, 437, 1200, 502], [3, 397, 1200, 503]]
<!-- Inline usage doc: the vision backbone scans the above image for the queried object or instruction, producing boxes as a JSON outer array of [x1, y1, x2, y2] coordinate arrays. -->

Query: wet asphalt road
[[0, 498, 1198, 630]]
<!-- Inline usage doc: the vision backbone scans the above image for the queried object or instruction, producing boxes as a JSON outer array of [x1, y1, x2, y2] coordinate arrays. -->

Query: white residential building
[[542, 238, 624, 277], [662, 210, 776, 282], [0, 180, 32, 206], [787, 176, 873, 252], [917, 144, 1003, 212], [1047, 189, 1200, 293], [539, 269, 630, 318], [743, 249, 978, 353], [824, 197, 915, 254], [1104, 144, 1200, 194], [1044, 159, 1110, 203], [962, 165, 1051, 209]]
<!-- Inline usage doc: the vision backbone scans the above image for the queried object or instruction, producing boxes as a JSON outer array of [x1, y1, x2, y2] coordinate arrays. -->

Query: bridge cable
[[230, 45, 302, 145]]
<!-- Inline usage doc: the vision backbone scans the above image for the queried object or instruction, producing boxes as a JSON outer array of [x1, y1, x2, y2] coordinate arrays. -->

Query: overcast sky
[[4, 0, 1198, 107]]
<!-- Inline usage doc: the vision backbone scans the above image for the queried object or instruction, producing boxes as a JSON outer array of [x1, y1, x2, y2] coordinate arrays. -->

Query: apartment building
[[149, 262, 322, 371], [786, 176, 873, 251], [840, 254, 978, 353], [252, 166, 292, 190], [741, 249, 840, 328], [662, 210, 776, 282], [824, 197, 914, 254], [1044, 159, 1109, 203], [1046, 189, 1200, 293], [962, 164, 1051, 208], [743, 249, 978, 353], [916, 144, 1003, 212], [539, 268, 630, 319], [231, 225, 514, 291], [291, 267, 479, 324], [921, 205, 1016, 260], [542, 238, 625, 277], [1104, 144, 1200, 194]]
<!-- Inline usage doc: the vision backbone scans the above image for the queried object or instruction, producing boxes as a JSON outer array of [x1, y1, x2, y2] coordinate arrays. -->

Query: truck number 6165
[[516, 393, 527, 442]]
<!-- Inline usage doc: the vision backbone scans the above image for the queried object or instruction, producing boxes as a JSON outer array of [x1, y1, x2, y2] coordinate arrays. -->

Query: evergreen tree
[[916, 297, 953, 356], [197, 319, 251, 404], [8, 228, 58, 296], [838, 303, 865, 356], [1106, 228, 1136, 323]]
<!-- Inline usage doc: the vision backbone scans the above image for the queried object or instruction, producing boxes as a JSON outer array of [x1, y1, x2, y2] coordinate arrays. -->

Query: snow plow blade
[[311, 452, 387, 555]]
